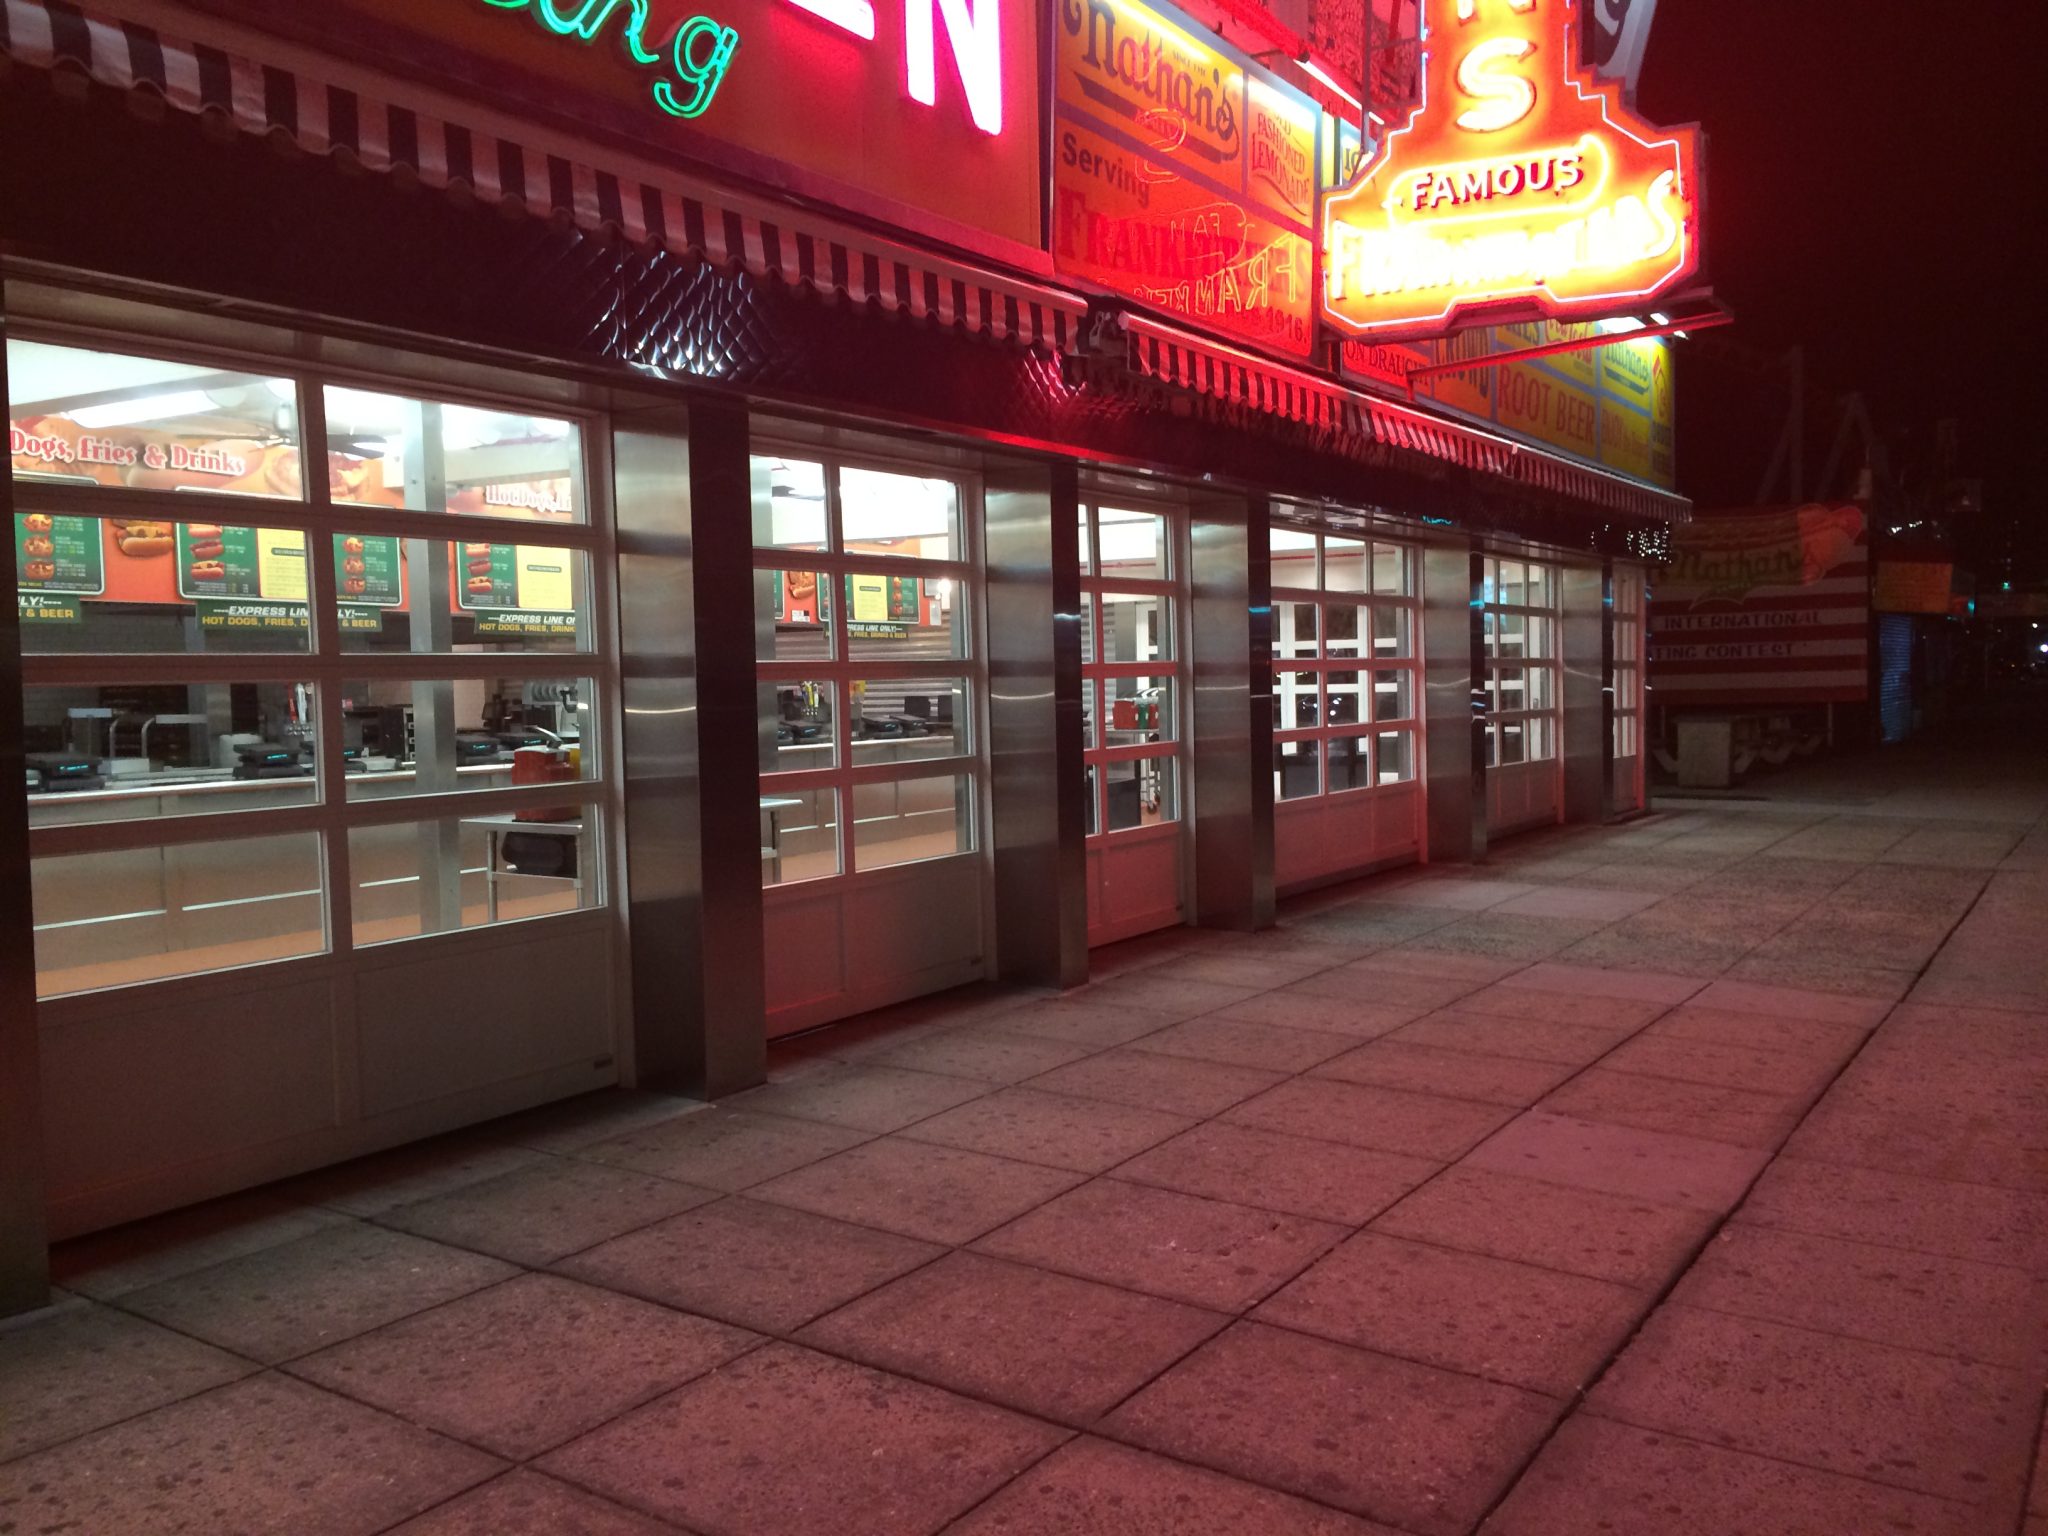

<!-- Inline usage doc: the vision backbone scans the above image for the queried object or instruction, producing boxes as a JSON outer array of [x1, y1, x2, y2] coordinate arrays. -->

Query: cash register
[[26, 753, 103, 792], [231, 741, 309, 779]]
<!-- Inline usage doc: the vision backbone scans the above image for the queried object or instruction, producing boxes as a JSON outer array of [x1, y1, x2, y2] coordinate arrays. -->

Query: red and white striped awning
[[1118, 313, 1691, 522], [0, 0, 1089, 353]]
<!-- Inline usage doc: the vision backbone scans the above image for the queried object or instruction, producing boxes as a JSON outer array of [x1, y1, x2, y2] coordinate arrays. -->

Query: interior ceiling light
[[70, 390, 216, 429]]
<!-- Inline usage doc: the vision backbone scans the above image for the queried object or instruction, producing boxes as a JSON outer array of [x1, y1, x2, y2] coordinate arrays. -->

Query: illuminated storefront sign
[[210, 0, 1041, 255], [1321, 0, 1701, 340], [1053, 0, 1319, 357]]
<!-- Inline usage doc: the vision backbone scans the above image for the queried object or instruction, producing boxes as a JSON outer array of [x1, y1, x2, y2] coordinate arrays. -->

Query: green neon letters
[[480, 0, 739, 120]]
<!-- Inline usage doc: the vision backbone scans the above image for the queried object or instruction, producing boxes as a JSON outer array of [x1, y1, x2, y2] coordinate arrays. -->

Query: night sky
[[1636, 0, 2042, 572]]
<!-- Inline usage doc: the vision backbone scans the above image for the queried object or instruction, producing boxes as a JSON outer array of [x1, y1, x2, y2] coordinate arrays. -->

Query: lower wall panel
[[1086, 827, 1184, 948], [1275, 785, 1423, 893], [1488, 759, 1564, 838]]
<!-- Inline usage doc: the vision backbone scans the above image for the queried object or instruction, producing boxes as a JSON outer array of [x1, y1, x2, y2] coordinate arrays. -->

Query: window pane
[[351, 807, 597, 946], [1276, 669, 1319, 729], [1527, 715, 1555, 760], [1373, 669, 1415, 723], [1372, 604, 1413, 659], [1104, 675, 1176, 740], [1373, 543, 1412, 596], [845, 573, 967, 660], [1526, 564, 1557, 608], [1275, 738, 1319, 801], [761, 680, 836, 772], [1269, 526, 1318, 589], [1496, 721, 1527, 765], [853, 773, 974, 870], [1327, 734, 1373, 792], [1275, 601, 1318, 660], [324, 387, 582, 522], [31, 833, 324, 998], [25, 679, 317, 825], [1499, 560, 1528, 606], [339, 537, 591, 654], [1105, 755, 1176, 829], [751, 457, 828, 551], [763, 788, 839, 885], [1083, 762, 1100, 837], [758, 569, 832, 662], [1080, 592, 1096, 667], [1324, 536, 1367, 592], [16, 512, 315, 655], [1083, 677, 1099, 750], [1094, 507, 1167, 581], [1077, 505, 1094, 575], [1376, 730, 1416, 783], [1099, 593, 1173, 662], [852, 677, 969, 763], [840, 467, 960, 560], [1486, 609, 1525, 661], [342, 676, 595, 800], [1326, 670, 1365, 729], [1325, 603, 1364, 657], [9, 339, 303, 500]]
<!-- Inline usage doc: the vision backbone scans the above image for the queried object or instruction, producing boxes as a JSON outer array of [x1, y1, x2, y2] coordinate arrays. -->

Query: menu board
[[177, 522, 311, 633], [455, 542, 578, 638], [14, 512, 104, 623], [334, 534, 406, 632]]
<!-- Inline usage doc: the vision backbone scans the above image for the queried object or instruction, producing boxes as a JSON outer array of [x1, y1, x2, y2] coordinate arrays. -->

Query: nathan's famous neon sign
[[479, 0, 1004, 134], [1321, 0, 1701, 339]]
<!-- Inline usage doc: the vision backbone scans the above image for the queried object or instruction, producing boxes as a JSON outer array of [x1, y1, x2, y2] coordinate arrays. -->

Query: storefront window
[[348, 806, 597, 947], [323, 386, 583, 523], [1080, 501, 1182, 838], [852, 773, 974, 871], [1482, 556, 1562, 768], [338, 676, 595, 800]]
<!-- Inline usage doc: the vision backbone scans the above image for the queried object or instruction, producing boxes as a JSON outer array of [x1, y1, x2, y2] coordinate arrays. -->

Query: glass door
[[1482, 555, 1565, 834]]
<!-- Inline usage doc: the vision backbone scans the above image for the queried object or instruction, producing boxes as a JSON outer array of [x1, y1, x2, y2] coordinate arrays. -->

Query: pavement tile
[[1167, 951, 1347, 989], [975, 1178, 1343, 1311], [117, 1223, 518, 1365], [1673, 1225, 2048, 1368], [1643, 1003, 1870, 1061], [1735, 1156, 2048, 1274], [1405, 913, 1610, 962], [1208, 989, 1430, 1038], [873, 1027, 1095, 1084], [1391, 1008, 1635, 1067], [1539, 1068, 1807, 1150], [0, 1373, 501, 1536], [993, 998, 1181, 1049], [378, 1156, 719, 1267], [577, 1106, 869, 1190], [539, 1343, 1064, 1536], [1489, 961, 1705, 1005], [1686, 978, 1894, 1028], [944, 1436, 1408, 1535], [1286, 965, 1489, 1011], [386, 1470, 678, 1535], [481, 1090, 706, 1155], [797, 1251, 1225, 1424], [1491, 886, 1663, 921], [289, 1274, 759, 1459], [1024, 1048, 1283, 1118], [1130, 1015, 1358, 1072], [1075, 973, 1264, 1020], [1599, 1033, 1845, 1098], [1372, 1166, 1714, 1289], [1257, 1232, 1647, 1394], [1112, 1121, 1439, 1226], [896, 1087, 1193, 1173], [1314, 1038, 1578, 1107], [558, 1196, 941, 1333], [1482, 1413, 1988, 1536], [50, 1191, 351, 1301], [731, 1062, 989, 1133], [1558, 928, 1752, 978], [1362, 875, 1539, 911], [1724, 952, 1919, 1001], [1349, 949, 1530, 985], [276, 1136, 546, 1217], [1444, 984, 1670, 1031], [0, 1300, 255, 1462], [1463, 1111, 1768, 1213], [749, 1135, 1083, 1245], [1104, 1321, 1560, 1536], [1784, 1071, 2048, 1192], [1224, 1076, 1516, 1160], [1586, 1303, 2036, 1509]]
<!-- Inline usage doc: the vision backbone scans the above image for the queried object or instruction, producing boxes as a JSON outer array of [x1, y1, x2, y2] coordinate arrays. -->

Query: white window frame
[[1078, 497, 1187, 841], [1481, 555, 1563, 768]]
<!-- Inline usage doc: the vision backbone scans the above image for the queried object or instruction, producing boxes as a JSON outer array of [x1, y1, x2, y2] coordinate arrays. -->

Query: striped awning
[[1117, 313, 1690, 523], [0, 0, 1089, 353]]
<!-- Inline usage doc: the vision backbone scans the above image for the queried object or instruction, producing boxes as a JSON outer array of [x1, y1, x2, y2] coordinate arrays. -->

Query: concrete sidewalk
[[5, 742, 2046, 1535]]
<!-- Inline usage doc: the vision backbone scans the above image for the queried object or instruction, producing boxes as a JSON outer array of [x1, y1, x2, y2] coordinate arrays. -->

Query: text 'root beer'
[[1320, 0, 1701, 340]]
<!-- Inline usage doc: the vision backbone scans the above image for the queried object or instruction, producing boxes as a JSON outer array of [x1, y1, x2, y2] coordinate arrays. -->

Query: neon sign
[[1320, 0, 1700, 340], [480, 0, 739, 119]]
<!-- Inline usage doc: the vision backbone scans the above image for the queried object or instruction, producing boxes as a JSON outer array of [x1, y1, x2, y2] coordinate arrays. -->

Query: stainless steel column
[[0, 306, 51, 1315], [613, 397, 765, 1097], [1422, 542, 1485, 863], [985, 456, 1086, 987], [1600, 558, 1619, 818], [1560, 562, 1607, 824], [1189, 488, 1271, 931]]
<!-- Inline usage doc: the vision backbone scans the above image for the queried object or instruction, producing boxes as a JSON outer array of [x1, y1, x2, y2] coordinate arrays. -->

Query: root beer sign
[[1321, 0, 1700, 340]]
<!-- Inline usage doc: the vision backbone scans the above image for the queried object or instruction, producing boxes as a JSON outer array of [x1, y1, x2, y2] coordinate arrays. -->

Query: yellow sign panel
[[849, 573, 889, 624]]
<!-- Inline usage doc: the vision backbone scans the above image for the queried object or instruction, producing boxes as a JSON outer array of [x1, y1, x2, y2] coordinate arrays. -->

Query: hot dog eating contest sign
[[1322, 0, 1701, 341], [1053, 0, 1319, 358]]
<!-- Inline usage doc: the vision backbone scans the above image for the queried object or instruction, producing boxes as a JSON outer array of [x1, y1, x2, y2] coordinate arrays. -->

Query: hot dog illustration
[[466, 558, 495, 577], [465, 575, 495, 594], [111, 520, 175, 558], [22, 513, 53, 533], [188, 560, 226, 581]]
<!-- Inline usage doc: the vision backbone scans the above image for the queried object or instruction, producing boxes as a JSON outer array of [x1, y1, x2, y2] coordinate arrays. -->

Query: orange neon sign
[[1320, 0, 1701, 340]]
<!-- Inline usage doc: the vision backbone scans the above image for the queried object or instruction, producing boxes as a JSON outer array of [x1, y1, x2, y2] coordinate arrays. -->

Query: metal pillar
[[985, 456, 1087, 988], [1600, 559, 1619, 818], [612, 396, 766, 1098], [1188, 487, 1272, 931], [1560, 562, 1608, 824], [1422, 541, 1484, 864], [0, 301, 52, 1315]]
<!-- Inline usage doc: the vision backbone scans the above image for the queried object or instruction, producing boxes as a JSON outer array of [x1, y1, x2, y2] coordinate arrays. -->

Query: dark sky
[[1634, 0, 2043, 558]]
